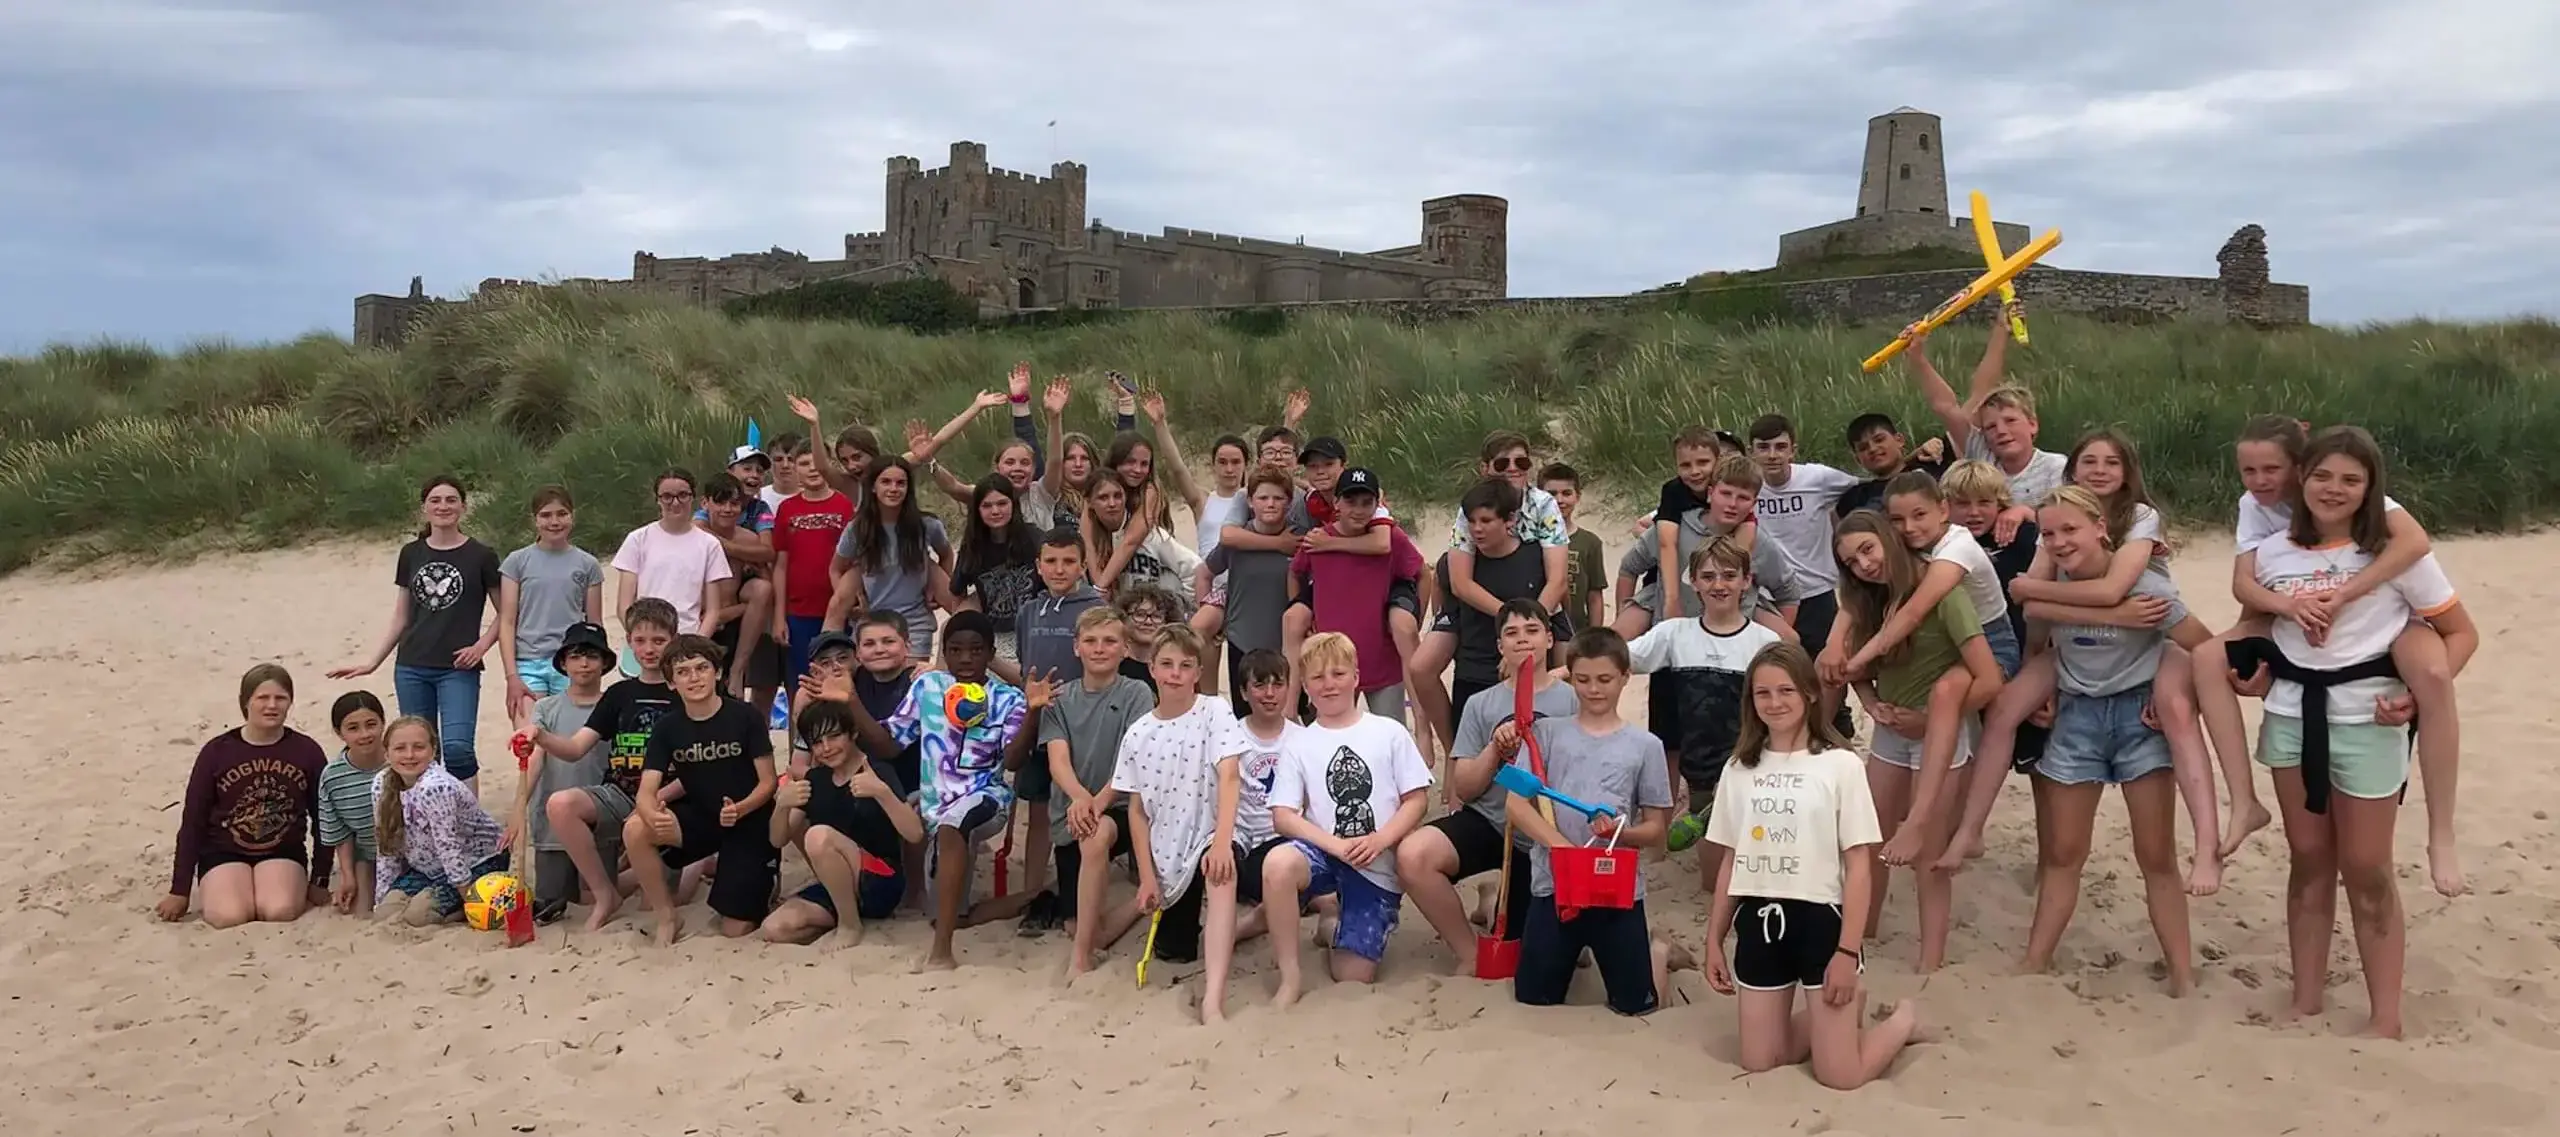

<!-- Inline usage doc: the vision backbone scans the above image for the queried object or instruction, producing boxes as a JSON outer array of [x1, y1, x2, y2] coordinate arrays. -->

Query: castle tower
[[1855, 107, 1948, 218], [1050, 161, 1088, 247], [884, 155, 921, 260], [1419, 194, 1509, 298]]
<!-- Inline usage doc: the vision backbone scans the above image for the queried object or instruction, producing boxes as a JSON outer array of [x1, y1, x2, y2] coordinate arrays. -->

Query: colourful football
[[463, 872, 527, 931], [943, 681, 990, 729]]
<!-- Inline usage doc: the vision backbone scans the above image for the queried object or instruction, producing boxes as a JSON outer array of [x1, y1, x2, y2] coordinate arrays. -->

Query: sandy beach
[[4, 528, 2557, 1137]]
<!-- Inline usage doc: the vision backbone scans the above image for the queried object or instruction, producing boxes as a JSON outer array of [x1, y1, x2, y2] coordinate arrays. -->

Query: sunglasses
[[1490, 456, 1534, 472]]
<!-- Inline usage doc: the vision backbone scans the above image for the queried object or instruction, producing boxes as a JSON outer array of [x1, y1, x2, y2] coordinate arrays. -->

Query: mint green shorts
[[2255, 713, 2409, 801]]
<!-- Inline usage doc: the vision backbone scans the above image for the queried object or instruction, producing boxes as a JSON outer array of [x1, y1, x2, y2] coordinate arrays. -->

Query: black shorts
[[1014, 753, 1053, 805], [2010, 720, 2051, 774], [1387, 579, 1421, 618], [712, 620, 783, 690], [662, 803, 782, 924], [1143, 838, 1259, 962], [1426, 808, 1531, 940], [1729, 896, 1851, 991], [1516, 896, 1658, 1015], [197, 847, 307, 878]]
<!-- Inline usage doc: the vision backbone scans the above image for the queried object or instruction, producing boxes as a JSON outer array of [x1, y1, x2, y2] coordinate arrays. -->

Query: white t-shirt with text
[[2252, 536, 2457, 722], [1704, 747, 1882, 905], [2233, 492, 2405, 554], [1268, 712, 1434, 891], [1754, 464, 1862, 595], [1232, 719, 1299, 850]]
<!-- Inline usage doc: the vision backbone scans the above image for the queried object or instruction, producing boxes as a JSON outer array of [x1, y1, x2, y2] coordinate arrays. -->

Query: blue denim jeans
[[393, 664, 483, 781]]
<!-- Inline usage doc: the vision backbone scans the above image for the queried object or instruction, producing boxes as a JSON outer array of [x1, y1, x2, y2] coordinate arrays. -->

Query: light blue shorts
[[2038, 684, 2171, 786], [2256, 713, 2410, 801], [516, 659, 568, 697]]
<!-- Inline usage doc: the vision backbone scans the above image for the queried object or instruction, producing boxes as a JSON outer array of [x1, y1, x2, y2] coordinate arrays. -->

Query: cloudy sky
[[3, 0, 2553, 351]]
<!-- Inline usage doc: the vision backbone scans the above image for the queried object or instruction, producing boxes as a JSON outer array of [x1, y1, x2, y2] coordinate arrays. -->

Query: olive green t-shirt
[[1875, 589, 1982, 709]]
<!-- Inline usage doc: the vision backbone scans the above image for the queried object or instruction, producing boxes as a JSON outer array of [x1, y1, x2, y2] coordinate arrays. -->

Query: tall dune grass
[[2, 288, 2555, 572]]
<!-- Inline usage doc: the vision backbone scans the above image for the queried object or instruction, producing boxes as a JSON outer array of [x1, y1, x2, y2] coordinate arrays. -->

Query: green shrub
[[2, 286, 2556, 572]]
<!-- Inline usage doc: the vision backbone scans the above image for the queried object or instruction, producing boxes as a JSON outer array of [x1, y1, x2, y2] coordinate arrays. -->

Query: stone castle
[[355, 110, 2306, 347], [355, 140, 1506, 347]]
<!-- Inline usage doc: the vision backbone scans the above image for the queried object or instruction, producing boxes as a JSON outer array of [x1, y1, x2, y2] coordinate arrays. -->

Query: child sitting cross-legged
[[1505, 629, 1686, 1016], [621, 634, 782, 946]]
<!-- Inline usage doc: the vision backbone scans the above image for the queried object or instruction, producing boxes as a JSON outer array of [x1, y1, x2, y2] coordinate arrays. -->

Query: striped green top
[[316, 751, 382, 861]]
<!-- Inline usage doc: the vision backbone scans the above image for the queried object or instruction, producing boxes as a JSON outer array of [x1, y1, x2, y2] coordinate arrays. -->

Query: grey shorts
[[2039, 684, 2171, 786], [1362, 682, 1407, 721], [1869, 713, 1976, 771], [580, 783, 638, 830]]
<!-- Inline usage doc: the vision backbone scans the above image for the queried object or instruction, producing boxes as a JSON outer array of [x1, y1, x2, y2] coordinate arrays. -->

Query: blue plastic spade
[[1495, 764, 1617, 821]]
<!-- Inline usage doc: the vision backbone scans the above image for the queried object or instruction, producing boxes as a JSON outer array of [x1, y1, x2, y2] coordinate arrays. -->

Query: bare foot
[[2163, 964, 2194, 998], [2014, 955, 2051, 977], [915, 950, 959, 972], [1952, 832, 1988, 862], [581, 891, 621, 933], [2359, 1014, 2405, 1040], [1930, 845, 1968, 875], [1202, 1002, 1227, 1027], [650, 915, 681, 948], [2217, 802, 2272, 859], [1447, 951, 1477, 978], [1272, 975, 1302, 1009], [2427, 843, 2467, 897], [1879, 998, 1924, 1042], [1312, 916, 1337, 949], [1067, 948, 1096, 977], [2186, 852, 2223, 897], [1657, 938, 1698, 973], [822, 924, 864, 950]]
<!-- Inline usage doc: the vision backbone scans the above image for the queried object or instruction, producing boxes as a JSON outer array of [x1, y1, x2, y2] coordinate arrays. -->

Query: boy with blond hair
[[1261, 632, 1433, 1005], [1034, 604, 1156, 936]]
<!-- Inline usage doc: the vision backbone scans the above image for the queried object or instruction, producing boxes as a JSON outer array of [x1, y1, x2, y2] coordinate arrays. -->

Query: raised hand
[[788, 394, 820, 426], [1042, 376, 1072, 416], [1140, 385, 1169, 424], [1282, 386, 1311, 427], [904, 418, 933, 456], [1007, 362, 1032, 401]]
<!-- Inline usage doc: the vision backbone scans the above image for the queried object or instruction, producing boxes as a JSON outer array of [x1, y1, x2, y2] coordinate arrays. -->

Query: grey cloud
[[0, 0, 2552, 349]]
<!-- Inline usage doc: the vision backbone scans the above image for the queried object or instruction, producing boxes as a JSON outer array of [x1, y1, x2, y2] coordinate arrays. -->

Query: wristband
[[1834, 945, 1862, 963], [1009, 393, 1029, 405]]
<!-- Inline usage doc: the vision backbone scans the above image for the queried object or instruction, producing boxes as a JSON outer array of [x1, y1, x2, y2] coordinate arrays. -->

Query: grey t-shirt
[[834, 516, 951, 647], [1034, 675, 1156, 843], [1961, 435, 2071, 509], [1512, 718, 1673, 899], [1623, 510, 1797, 618], [1454, 678, 1583, 832], [527, 691, 609, 850], [500, 543, 604, 665], [1206, 542, 1295, 652], [2051, 567, 2188, 698]]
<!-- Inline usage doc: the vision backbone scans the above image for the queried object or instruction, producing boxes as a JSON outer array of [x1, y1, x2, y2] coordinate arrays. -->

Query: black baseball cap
[[551, 622, 613, 672], [1336, 467, 1381, 497], [807, 629, 858, 660], [1301, 436, 1348, 464]]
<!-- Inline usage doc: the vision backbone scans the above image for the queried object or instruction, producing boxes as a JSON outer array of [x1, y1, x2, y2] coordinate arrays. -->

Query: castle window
[[1899, 164, 1911, 180], [1090, 268, 1108, 288], [1918, 134, 1929, 152]]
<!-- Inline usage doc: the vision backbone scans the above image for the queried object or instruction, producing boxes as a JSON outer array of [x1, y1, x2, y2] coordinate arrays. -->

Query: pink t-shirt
[[612, 522, 733, 633], [1290, 527, 1425, 692]]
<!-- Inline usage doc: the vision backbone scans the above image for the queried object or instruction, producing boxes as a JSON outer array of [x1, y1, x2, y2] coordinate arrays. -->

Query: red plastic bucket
[[1474, 933, 1521, 979], [1552, 842, 1637, 910]]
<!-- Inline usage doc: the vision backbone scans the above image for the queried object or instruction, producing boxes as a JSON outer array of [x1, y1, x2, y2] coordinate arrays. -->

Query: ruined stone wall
[[1778, 214, 2030, 267]]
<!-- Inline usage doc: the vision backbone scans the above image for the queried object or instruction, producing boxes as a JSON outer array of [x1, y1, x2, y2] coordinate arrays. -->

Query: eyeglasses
[[657, 491, 694, 503], [1490, 456, 1534, 472], [1126, 610, 1167, 625]]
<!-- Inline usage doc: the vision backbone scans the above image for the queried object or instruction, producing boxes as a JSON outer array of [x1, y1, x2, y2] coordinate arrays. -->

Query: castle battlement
[[357, 137, 1503, 343]]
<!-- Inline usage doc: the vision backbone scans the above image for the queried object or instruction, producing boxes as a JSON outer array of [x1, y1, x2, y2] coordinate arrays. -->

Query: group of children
[[159, 315, 2470, 1086]]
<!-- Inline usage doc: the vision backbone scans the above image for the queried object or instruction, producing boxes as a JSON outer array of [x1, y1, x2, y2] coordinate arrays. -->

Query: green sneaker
[[1666, 811, 1708, 854]]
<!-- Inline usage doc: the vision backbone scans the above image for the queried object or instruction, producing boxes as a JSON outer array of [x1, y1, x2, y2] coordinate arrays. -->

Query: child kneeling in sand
[[374, 717, 510, 926], [760, 699, 922, 946], [1506, 629, 1684, 1015], [159, 664, 334, 927], [831, 611, 1047, 969], [1261, 632, 1433, 1005], [1704, 643, 1920, 1090]]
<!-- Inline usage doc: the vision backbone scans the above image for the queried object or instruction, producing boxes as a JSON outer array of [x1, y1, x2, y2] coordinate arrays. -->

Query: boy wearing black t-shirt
[[760, 699, 923, 946], [1833, 413, 1953, 519], [623, 634, 781, 946], [521, 597, 681, 933], [1434, 479, 1550, 736]]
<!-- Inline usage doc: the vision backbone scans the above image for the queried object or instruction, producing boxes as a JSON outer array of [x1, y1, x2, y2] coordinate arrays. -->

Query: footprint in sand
[[445, 967, 493, 997]]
